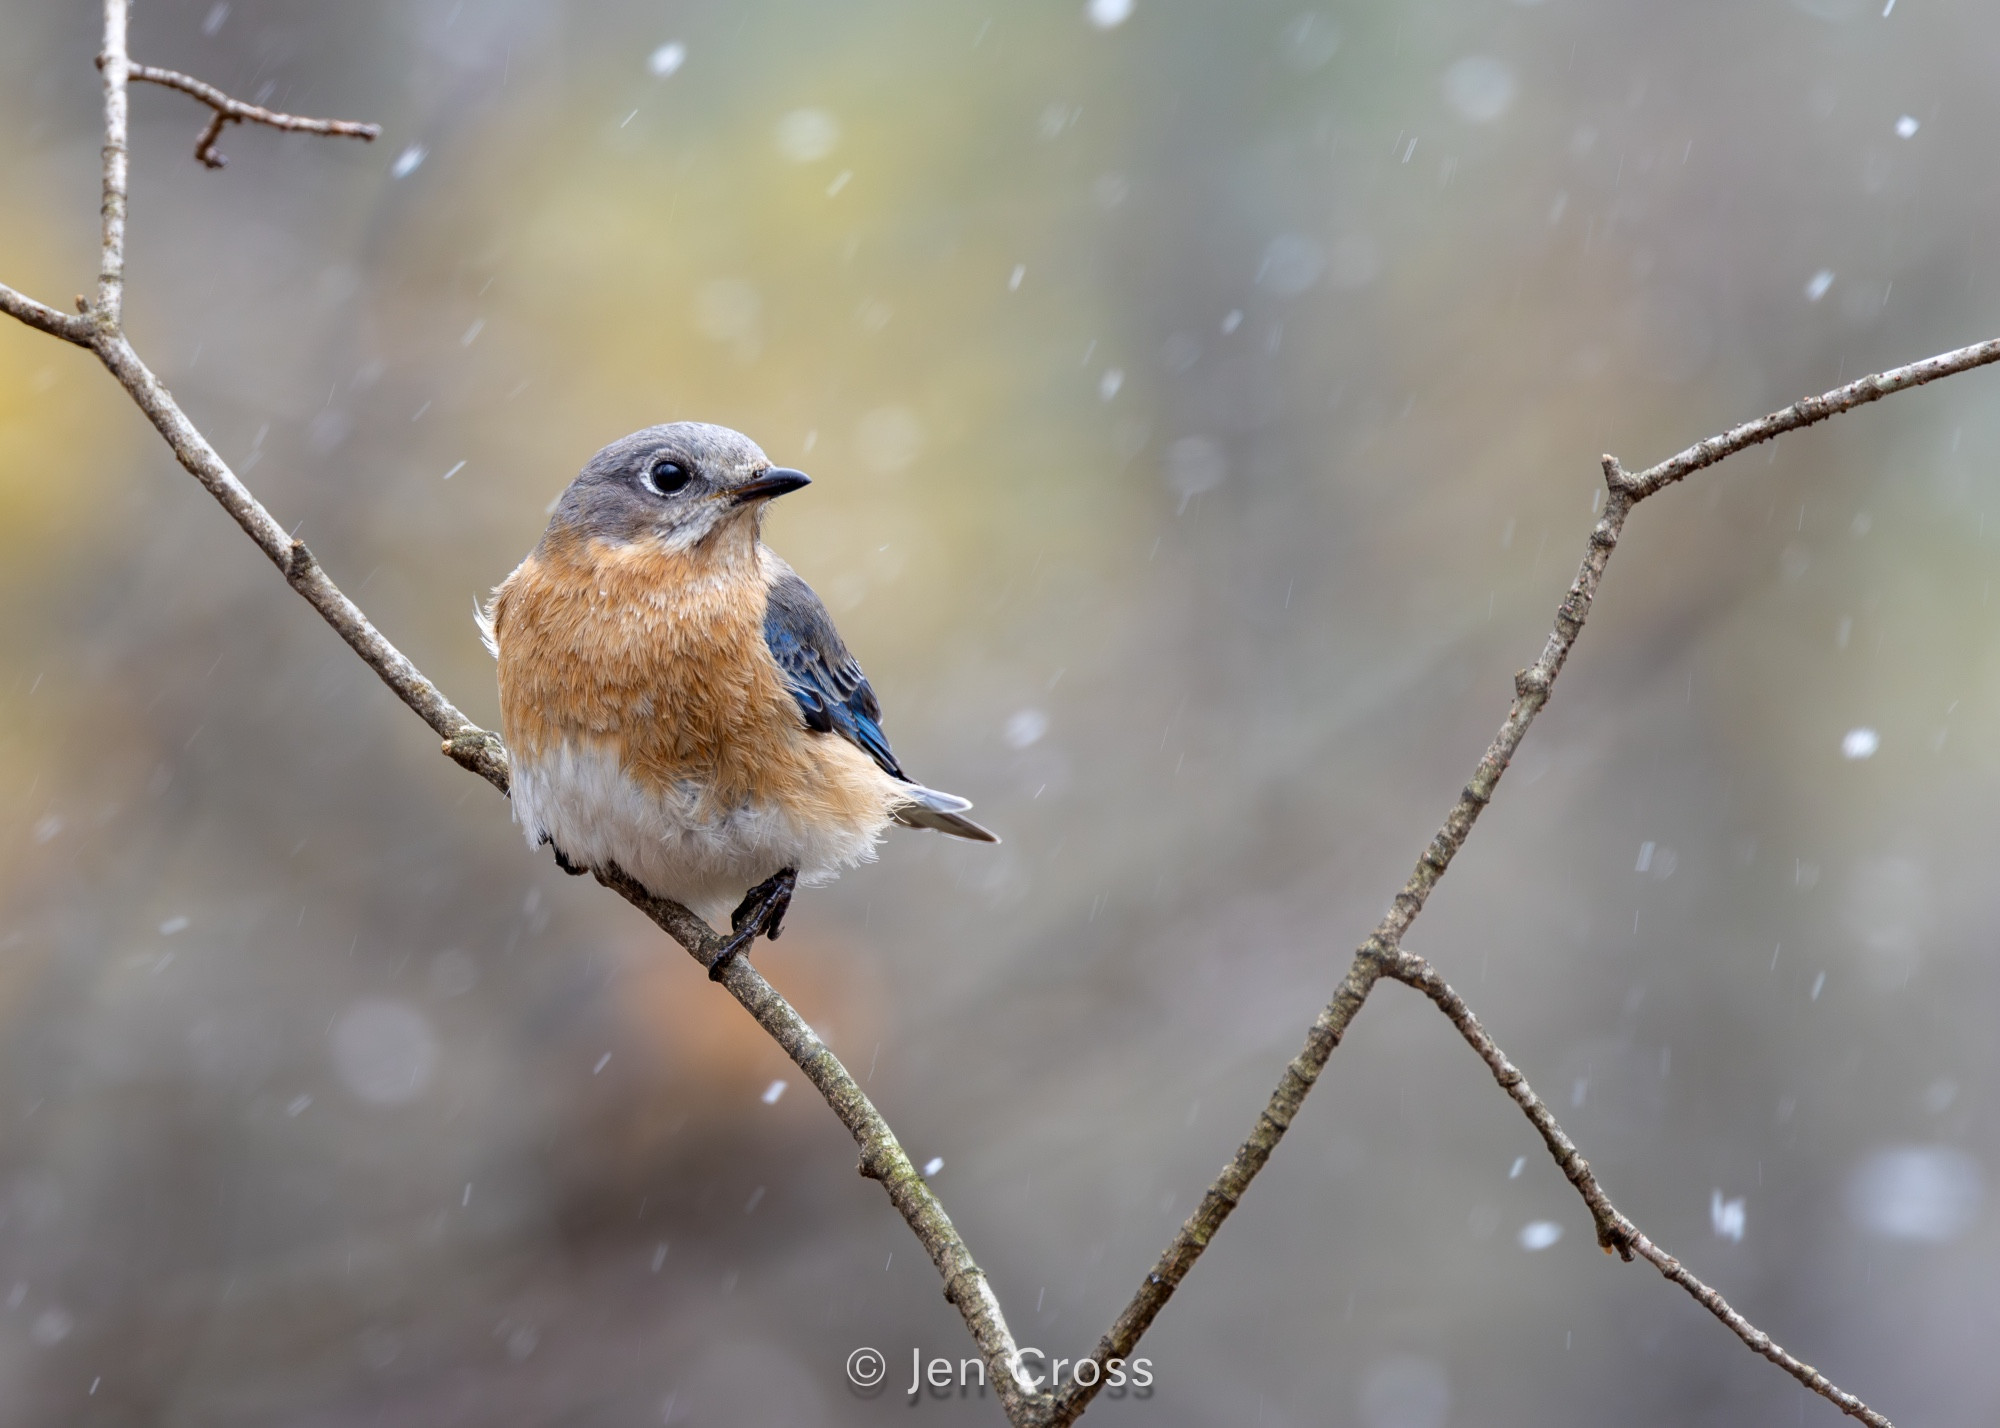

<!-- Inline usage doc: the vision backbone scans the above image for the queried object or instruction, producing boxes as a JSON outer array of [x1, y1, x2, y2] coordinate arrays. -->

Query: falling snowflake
[[1710, 1191, 1746, 1243], [1518, 1220, 1563, 1251]]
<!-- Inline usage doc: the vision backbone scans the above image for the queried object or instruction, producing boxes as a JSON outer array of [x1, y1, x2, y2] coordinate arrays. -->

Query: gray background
[[2, 0, 1998, 1423]]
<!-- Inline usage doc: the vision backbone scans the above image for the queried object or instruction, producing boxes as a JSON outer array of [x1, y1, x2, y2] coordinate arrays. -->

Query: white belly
[[509, 741, 890, 925]]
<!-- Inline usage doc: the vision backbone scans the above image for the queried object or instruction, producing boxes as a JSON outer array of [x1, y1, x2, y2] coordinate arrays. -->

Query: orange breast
[[490, 521, 890, 827]]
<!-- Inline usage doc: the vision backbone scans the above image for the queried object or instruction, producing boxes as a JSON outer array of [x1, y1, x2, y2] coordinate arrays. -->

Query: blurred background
[[2, 0, 1998, 1422]]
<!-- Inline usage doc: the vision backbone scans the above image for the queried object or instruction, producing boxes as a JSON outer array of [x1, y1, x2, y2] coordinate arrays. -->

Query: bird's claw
[[730, 868, 797, 940], [713, 868, 798, 980]]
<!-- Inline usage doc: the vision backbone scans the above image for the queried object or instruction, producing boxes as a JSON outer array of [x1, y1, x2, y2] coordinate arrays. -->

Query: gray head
[[549, 422, 810, 551]]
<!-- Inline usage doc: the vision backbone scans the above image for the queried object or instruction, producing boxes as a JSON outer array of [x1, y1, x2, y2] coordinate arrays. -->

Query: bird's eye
[[643, 459, 692, 496]]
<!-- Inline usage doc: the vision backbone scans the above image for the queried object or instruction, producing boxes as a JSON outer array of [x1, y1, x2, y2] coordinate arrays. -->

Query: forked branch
[[1381, 949, 1891, 1427], [590, 865, 1045, 1418], [1048, 446, 1641, 1425], [112, 57, 381, 169], [1051, 339, 2000, 1427]]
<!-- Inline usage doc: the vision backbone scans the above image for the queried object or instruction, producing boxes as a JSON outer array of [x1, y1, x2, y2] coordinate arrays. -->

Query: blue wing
[[762, 568, 908, 780]]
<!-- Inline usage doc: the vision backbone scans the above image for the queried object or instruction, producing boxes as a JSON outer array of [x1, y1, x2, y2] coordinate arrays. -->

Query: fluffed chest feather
[[487, 530, 906, 920], [494, 537, 809, 788], [505, 737, 893, 922]]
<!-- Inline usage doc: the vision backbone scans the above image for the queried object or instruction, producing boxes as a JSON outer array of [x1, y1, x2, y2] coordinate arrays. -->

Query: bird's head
[[549, 422, 810, 555]]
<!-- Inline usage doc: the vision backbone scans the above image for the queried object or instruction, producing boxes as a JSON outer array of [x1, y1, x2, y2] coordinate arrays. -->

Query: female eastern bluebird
[[481, 422, 995, 975]]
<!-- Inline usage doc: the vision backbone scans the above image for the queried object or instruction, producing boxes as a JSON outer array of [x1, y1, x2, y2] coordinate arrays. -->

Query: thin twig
[[1381, 948, 1892, 1428], [1045, 957, 1384, 1424], [591, 866, 1049, 1421], [0, 282, 92, 344], [95, 0, 129, 327], [1049, 455, 1642, 1425], [1627, 337, 2000, 498], [118, 60, 381, 169], [87, 331, 513, 791]]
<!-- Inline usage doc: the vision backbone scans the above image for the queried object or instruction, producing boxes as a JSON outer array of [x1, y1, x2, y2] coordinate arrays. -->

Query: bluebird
[[482, 422, 996, 976]]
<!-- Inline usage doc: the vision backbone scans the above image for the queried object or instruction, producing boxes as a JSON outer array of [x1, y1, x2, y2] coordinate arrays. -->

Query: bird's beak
[[729, 467, 812, 505]]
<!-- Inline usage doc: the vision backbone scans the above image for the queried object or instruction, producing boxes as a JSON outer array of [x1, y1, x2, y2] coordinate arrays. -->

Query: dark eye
[[643, 459, 692, 496]]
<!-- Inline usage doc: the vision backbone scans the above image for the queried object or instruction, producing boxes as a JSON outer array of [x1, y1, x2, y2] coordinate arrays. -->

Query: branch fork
[[1601, 452, 1639, 498], [99, 52, 381, 169], [5, 8, 1988, 1425]]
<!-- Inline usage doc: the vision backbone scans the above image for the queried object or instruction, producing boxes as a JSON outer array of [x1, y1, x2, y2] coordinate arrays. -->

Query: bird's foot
[[731, 868, 798, 940], [712, 869, 798, 981], [550, 845, 589, 877]]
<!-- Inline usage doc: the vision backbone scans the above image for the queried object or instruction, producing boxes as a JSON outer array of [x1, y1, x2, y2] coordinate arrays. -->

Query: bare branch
[[1382, 949, 1892, 1428], [119, 61, 381, 169], [0, 281, 93, 344], [1051, 348, 2000, 1423], [96, 0, 129, 327], [1052, 438, 1642, 1424], [590, 865, 1051, 1423], [1628, 337, 2000, 498], [83, 330, 510, 789], [1045, 956, 1384, 1424], [193, 108, 230, 169]]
